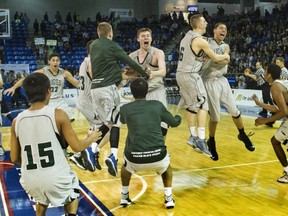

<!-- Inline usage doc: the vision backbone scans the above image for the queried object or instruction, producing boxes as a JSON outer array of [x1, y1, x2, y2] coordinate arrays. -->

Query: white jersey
[[280, 67, 288, 80], [76, 56, 102, 126], [78, 56, 92, 102], [44, 66, 65, 99], [15, 106, 78, 206], [177, 30, 205, 74], [201, 38, 228, 79], [129, 47, 164, 92]]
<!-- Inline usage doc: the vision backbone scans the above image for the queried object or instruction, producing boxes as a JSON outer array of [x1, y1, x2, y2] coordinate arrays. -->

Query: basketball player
[[4, 53, 79, 121], [5, 53, 80, 157], [252, 64, 288, 183], [120, 78, 181, 208], [90, 22, 148, 177], [70, 40, 109, 172], [10, 73, 101, 216], [129, 27, 169, 139], [176, 14, 229, 157], [201, 23, 255, 161]]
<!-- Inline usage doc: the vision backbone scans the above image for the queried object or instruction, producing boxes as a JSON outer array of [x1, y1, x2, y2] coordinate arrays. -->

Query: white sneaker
[[120, 192, 133, 207], [277, 171, 288, 183], [164, 195, 175, 209]]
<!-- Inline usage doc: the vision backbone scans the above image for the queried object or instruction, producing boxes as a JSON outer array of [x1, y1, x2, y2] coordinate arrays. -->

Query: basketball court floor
[[1, 104, 288, 216]]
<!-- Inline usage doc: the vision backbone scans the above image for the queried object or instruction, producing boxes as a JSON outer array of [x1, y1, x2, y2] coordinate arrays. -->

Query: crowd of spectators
[[3, 2, 288, 92]]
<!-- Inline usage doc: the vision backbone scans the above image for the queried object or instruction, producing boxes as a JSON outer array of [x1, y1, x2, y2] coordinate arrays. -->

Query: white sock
[[164, 187, 172, 197], [189, 126, 197, 137], [91, 142, 98, 153], [198, 127, 205, 140], [122, 186, 129, 195], [284, 166, 288, 173], [111, 148, 118, 160]]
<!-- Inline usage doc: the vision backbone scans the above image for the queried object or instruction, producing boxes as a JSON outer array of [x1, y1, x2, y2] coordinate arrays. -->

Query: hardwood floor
[[2, 105, 288, 216]]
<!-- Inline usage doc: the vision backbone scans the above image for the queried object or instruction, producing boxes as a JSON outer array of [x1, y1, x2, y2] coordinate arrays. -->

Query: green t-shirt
[[90, 37, 147, 88], [120, 100, 181, 163]]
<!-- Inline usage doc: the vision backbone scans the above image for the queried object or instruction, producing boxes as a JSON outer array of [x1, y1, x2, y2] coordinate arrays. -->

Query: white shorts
[[76, 98, 103, 127], [20, 170, 79, 206], [91, 85, 121, 127], [146, 86, 168, 129], [48, 98, 74, 120], [123, 153, 170, 175], [203, 76, 240, 122], [176, 72, 208, 112], [275, 119, 288, 143]]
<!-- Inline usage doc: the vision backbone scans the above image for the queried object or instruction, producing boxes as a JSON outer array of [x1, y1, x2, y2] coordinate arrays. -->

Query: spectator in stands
[[33, 19, 39, 36], [44, 12, 49, 22], [238, 75, 246, 89]]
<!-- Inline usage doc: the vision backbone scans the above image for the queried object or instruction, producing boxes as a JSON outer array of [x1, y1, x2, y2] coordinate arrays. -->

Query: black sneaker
[[207, 139, 218, 161], [69, 156, 87, 170], [94, 152, 102, 170], [238, 133, 255, 151]]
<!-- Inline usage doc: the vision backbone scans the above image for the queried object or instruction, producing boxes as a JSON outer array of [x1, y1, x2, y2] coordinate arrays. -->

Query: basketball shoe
[[120, 192, 133, 207], [69, 155, 86, 170], [94, 151, 102, 170], [81, 147, 96, 172], [238, 133, 255, 151], [277, 171, 288, 183], [207, 139, 218, 161], [164, 195, 175, 209], [195, 139, 212, 157], [105, 153, 117, 177], [187, 136, 202, 153]]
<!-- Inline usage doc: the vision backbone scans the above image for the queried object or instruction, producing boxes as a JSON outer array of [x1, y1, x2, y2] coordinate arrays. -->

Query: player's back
[[15, 106, 73, 186], [78, 56, 92, 101]]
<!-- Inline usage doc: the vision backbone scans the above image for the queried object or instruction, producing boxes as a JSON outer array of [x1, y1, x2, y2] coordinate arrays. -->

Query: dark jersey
[[90, 37, 146, 88], [120, 100, 181, 163]]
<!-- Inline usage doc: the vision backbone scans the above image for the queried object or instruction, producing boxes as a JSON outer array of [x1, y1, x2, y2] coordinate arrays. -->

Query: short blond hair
[[97, 22, 112, 38], [190, 14, 203, 29]]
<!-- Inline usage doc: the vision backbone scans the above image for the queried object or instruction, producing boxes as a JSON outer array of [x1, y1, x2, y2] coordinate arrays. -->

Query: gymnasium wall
[[0, 0, 158, 22]]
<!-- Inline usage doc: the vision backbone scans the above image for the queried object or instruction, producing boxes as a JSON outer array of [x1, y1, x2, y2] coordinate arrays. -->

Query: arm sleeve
[[160, 104, 182, 127], [120, 106, 126, 124]]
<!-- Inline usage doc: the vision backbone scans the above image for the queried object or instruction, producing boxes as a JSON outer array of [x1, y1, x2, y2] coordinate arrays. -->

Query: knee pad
[[186, 108, 197, 114], [232, 113, 241, 119]]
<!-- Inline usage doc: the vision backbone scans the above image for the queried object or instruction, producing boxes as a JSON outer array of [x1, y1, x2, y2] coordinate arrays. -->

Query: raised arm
[[148, 49, 166, 78], [64, 70, 80, 88], [4, 68, 44, 96]]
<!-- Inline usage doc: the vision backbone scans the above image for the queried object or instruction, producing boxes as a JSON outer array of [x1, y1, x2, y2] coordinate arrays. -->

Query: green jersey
[[90, 37, 147, 88], [120, 100, 181, 163]]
